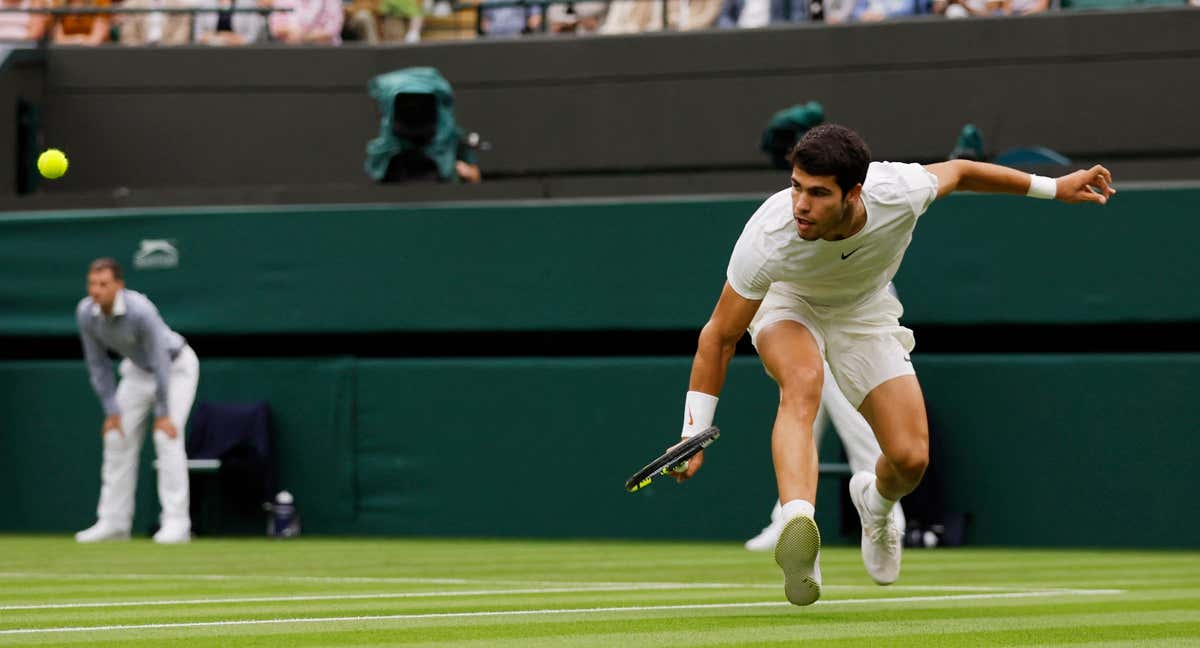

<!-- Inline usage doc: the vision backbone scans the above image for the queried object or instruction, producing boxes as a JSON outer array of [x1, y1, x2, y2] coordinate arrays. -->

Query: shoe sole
[[773, 516, 821, 606]]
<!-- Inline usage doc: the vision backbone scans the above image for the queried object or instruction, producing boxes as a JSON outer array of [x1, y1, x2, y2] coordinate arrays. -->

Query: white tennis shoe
[[745, 509, 784, 552], [75, 521, 130, 543], [849, 471, 903, 585], [153, 519, 192, 544]]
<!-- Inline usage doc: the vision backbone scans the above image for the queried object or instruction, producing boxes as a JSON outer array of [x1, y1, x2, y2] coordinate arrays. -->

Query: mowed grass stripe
[[11, 585, 1181, 632], [0, 582, 1063, 609], [0, 583, 784, 611], [0, 536, 1195, 646], [0, 603, 1195, 646], [0, 589, 1135, 635], [0, 584, 1138, 626]]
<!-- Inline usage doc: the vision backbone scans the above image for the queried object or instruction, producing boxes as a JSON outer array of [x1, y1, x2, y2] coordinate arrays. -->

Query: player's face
[[87, 270, 123, 312], [790, 168, 847, 241]]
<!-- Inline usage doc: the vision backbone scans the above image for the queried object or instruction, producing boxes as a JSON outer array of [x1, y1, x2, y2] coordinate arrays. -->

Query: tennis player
[[674, 124, 1114, 605]]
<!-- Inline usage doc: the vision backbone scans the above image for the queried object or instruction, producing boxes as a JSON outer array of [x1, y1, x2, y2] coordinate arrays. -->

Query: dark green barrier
[[350, 357, 840, 540], [918, 354, 1200, 547], [0, 359, 356, 534], [2, 186, 1198, 337], [2, 353, 1197, 546]]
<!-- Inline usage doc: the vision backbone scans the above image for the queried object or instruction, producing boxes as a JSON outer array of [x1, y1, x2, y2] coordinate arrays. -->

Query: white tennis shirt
[[727, 161, 939, 309]]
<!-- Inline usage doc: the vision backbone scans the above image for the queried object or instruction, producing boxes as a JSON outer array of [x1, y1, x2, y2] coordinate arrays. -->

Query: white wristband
[[1026, 174, 1057, 200], [681, 391, 718, 438]]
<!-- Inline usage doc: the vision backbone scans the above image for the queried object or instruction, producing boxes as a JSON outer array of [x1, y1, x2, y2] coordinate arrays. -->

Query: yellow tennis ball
[[37, 148, 68, 179]]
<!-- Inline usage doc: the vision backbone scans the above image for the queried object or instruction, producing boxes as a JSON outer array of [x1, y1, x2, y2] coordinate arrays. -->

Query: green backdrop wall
[[1, 186, 1198, 337], [2, 354, 1196, 547], [1, 190, 1195, 546]]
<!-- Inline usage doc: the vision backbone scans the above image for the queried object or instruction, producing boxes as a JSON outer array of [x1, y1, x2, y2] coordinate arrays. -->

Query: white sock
[[780, 499, 815, 522], [866, 480, 896, 519]]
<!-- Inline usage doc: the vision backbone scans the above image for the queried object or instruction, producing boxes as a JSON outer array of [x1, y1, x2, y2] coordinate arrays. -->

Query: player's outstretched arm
[[925, 159, 1116, 204], [673, 282, 761, 483], [689, 282, 761, 397]]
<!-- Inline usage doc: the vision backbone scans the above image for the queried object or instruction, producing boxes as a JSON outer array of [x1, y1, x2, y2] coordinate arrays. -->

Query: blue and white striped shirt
[[76, 289, 187, 418]]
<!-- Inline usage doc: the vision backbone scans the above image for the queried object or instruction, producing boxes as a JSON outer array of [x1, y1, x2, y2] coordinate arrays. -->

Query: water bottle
[[266, 490, 301, 538]]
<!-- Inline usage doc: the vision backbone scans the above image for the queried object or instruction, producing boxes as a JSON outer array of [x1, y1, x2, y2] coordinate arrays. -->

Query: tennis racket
[[624, 426, 720, 493]]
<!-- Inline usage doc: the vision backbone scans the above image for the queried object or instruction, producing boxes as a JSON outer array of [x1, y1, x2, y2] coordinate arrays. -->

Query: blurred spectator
[[455, 159, 481, 182], [717, 0, 805, 28], [118, 0, 193, 45], [269, 0, 343, 43], [599, 0, 721, 33], [346, 0, 423, 44], [194, 0, 266, 44], [963, 0, 1043, 14], [822, 0, 855, 21], [379, 0, 423, 42], [849, 0, 924, 21], [52, 0, 112, 45], [546, 1, 606, 33], [418, 0, 474, 42], [479, 0, 541, 36], [0, 0, 51, 41], [344, 0, 381, 41], [455, 129, 483, 182], [931, 0, 969, 17]]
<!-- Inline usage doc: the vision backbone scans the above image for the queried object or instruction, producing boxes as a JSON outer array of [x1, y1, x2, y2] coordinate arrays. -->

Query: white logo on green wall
[[133, 239, 179, 270]]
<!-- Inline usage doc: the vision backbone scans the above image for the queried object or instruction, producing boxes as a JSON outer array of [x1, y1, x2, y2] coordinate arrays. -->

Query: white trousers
[[96, 346, 198, 530]]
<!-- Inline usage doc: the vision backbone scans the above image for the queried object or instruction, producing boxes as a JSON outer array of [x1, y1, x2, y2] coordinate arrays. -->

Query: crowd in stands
[[0, 0, 344, 45], [0, 0, 1192, 46]]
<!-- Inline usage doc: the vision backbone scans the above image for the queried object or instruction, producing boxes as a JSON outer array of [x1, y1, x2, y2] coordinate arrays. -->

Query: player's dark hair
[[88, 257, 123, 281], [787, 124, 872, 196]]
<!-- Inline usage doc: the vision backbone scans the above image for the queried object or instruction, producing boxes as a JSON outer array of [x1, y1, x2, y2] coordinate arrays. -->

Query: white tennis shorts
[[747, 285, 915, 408]]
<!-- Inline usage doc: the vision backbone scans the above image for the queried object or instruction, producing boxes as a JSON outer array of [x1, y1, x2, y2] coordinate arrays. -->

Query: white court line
[[0, 572, 471, 585], [0, 583, 760, 611], [0, 572, 756, 588], [0, 572, 1053, 592], [0, 589, 1124, 635], [0, 583, 1086, 611]]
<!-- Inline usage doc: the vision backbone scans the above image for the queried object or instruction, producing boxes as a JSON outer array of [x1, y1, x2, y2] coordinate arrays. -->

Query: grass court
[[1, 535, 1197, 646]]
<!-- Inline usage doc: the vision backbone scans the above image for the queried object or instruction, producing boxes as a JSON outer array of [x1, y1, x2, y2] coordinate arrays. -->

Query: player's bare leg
[[756, 320, 825, 605], [757, 321, 824, 504], [852, 374, 929, 584]]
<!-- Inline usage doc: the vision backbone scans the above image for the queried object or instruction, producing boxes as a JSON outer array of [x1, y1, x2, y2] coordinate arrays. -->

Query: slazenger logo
[[133, 239, 179, 270]]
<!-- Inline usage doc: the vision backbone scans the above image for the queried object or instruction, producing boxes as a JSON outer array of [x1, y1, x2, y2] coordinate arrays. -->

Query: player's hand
[[1055, 165, 1116, 205], [101, 414, 121, 436], [154, 417, 178, 439], [666, 437, 704, 483]]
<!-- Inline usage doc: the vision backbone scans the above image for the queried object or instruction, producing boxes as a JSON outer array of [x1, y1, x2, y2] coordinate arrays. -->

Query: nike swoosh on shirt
[[841, 246, 864, 260]]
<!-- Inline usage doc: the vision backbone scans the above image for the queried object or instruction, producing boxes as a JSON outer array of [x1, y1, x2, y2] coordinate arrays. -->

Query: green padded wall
[[1, 186, 1197, 336], [2, 354, 1197, 546], [0, 359, 356, 534], [918, 354, 1200, 547]]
